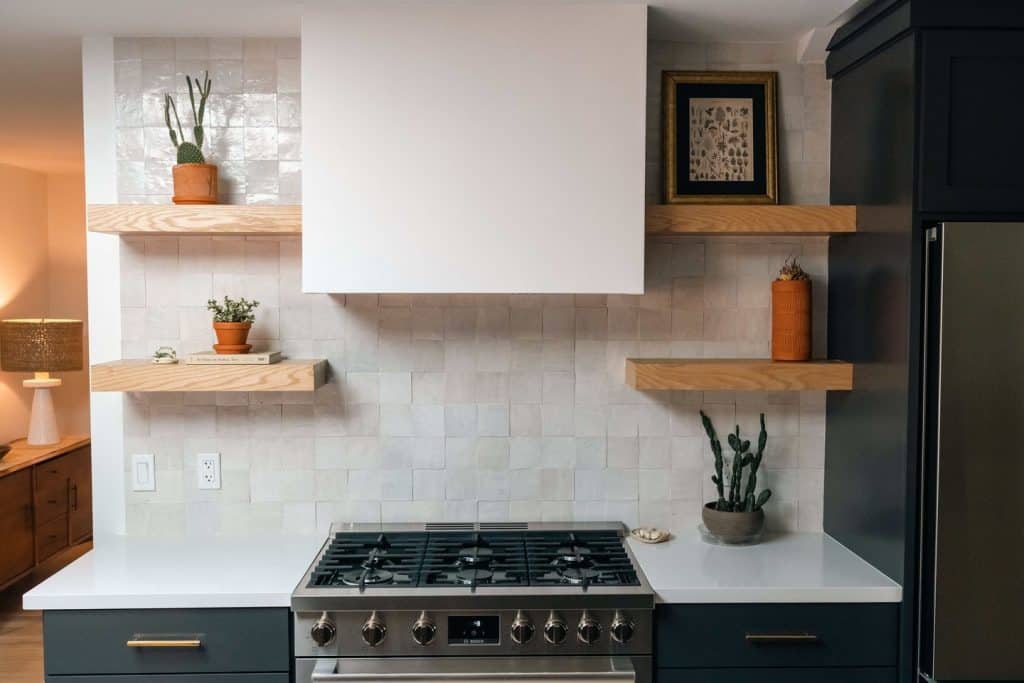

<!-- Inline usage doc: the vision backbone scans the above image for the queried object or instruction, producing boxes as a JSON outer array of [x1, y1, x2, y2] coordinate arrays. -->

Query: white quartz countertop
[[22, 534, 326, 610], [24, 530, 900, 610], [627, 529, 902, 603]]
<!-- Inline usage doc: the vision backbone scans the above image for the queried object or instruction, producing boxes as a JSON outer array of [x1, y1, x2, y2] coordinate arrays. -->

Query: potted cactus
[[164, 71, 216, 204], [771, 257, 811, 361], [207, 296, 259, 354], [699, 410, 773, 544]]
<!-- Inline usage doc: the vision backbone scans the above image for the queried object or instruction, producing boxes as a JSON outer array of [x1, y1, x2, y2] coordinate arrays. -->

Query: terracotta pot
[[172, 163, 218, 204], [212, 322, 252, 354], [771, 279, 812, 361], [702, 502, 766, 544]]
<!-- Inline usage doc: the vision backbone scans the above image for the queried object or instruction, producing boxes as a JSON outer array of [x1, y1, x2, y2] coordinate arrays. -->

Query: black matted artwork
[[662, 71, 778, 204]]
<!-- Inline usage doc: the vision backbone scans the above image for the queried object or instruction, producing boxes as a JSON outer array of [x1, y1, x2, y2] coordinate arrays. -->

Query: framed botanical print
[[662, 71, 778, 204]]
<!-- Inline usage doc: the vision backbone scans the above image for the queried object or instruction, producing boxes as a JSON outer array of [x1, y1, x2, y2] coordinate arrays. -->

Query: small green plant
[[207, 296, 259, 323], [699, 410, 772, 512], [776, 257, 810, 281], [164, 71, 212, 164]]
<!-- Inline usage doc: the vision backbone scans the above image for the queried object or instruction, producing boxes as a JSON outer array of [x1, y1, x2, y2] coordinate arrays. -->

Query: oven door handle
[[312, 658, 635, 683]]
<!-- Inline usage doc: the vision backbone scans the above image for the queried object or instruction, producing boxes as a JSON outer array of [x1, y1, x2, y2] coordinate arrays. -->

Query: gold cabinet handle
[[745, 633, 819, 643], [126, 639, 202, 648]]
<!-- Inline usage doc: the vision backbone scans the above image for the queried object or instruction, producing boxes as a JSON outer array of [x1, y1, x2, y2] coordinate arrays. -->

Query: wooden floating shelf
[[91, 359, 327, 392], [87, 204, 301, 235], [625, 358, 854, 391], [646, 205, 857, 236]]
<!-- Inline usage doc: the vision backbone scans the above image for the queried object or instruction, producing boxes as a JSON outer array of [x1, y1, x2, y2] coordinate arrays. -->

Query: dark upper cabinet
[[919, 31, 1024, 213]]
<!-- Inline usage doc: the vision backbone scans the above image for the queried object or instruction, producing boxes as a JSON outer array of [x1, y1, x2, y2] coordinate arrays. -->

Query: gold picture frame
[[663, 71, 778, 204]]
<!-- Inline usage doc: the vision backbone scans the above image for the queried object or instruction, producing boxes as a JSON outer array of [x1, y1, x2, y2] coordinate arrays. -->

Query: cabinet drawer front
[[44, 608, 290, 675], [35, 457, 71, 490], [45, 675, 289, 683], [655, 604, 898, 669], [35, 515, 69, 562], [657, 667, 897, 683], [34, 479, 69, 526]]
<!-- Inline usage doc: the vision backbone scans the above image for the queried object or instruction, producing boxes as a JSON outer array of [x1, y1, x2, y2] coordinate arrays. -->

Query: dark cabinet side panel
[[826, 33, 917, 587], [46, 676, 289, 683]]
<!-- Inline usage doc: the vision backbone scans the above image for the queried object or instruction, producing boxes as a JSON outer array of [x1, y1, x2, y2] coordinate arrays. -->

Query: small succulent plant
[[164, 71, 212, 165], [207, 296, 259, 323], [776, 257, 810, 282], [700, 410, 772, 512]]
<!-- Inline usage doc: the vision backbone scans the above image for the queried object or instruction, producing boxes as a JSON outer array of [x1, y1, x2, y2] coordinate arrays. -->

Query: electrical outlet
[[131, 454, 155, 491], [197, 452, 221, 490]]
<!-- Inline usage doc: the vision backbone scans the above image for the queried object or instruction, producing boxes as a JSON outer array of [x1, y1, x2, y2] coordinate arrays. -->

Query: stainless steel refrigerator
[[918, 222, 1024, 681]]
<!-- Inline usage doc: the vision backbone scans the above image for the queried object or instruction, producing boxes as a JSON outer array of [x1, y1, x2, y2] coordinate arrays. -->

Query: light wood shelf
[[625, 358, 854, 391], [91, 359, 327, 392], [87, 204, 301, 235], [645, 205, 857, 236]]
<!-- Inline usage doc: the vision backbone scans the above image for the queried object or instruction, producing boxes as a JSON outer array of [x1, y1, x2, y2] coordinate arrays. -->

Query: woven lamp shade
[[0, 319, 84, 372]]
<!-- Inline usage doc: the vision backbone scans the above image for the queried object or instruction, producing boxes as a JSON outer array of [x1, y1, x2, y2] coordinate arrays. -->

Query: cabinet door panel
[[45, 675, 289, 683], [655, 603, 898, 669], [657, 668, 897, 683], [67, 446, 92, 542], [0, 470, 35, 586], [920, 31, 1024, 213]]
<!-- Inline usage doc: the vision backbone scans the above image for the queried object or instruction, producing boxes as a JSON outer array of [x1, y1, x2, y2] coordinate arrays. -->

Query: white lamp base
[[24, 374, 61, 446]]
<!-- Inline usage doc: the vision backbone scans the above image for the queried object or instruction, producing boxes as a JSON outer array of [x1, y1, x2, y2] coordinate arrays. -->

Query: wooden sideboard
[[0, 435, 91, 590]]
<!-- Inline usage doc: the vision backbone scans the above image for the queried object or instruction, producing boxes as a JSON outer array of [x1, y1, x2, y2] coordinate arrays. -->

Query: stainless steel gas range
[[292, 522, 654, 683]]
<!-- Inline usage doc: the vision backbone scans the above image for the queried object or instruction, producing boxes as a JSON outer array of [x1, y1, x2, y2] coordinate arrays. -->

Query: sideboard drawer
[[35, 515, 68, 562], [34, 478, 68, 526], [35, 456, 72, 491], [43, 608, 290, 675], [655, 603, 899, 669]]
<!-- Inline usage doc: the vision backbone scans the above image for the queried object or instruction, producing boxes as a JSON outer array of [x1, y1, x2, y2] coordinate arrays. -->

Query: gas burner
[[457, 540, 494, 566], [340, 568, 395, 586], [554, 566, 600, 585], [556, 542, 592, 563], [456, 568, 493, 584]]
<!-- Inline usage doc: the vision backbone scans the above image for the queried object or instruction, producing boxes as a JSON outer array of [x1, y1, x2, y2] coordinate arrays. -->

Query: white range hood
[[301, 0, 647, 293]]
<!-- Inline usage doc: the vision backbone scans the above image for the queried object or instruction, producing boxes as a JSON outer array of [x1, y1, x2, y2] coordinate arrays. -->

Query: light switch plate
[[197, 452, 221, 490], [131, 454, 155, 491]]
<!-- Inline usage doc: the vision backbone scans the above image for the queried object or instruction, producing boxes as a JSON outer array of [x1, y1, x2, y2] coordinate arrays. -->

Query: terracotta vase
[[771, 279, 812, 361], [702, 503, 765, 544], [212, 322, 252, 354], [172, 163, 218, 204]]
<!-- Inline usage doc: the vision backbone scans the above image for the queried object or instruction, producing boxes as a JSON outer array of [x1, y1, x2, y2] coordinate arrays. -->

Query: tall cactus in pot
[[164, 71, 217, 204]]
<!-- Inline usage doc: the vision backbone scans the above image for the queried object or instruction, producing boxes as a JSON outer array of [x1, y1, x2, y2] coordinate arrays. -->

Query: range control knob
[[510, 611, 535, 645], [361, 611, 387, 647], [543, 612, 568, 645], [310, 612, 337, 647], [610, 611, 635, 644], [412, 612, 437, 646], [577, 611, 601, 645]]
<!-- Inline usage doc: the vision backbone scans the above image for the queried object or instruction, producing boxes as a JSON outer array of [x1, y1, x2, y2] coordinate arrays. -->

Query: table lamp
[[0, 319, 83, 445]]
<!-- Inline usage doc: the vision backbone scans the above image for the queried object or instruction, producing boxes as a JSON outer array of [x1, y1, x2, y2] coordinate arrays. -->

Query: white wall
[[0, 163, 50, 444]]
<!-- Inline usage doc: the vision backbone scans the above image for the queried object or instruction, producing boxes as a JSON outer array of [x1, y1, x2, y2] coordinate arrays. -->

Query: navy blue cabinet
[[43, 608, 290, 682], [655, 604, 898, 681]]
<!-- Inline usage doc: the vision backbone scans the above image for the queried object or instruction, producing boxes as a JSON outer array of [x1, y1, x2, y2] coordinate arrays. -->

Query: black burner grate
[[306, 529, 640, 591]]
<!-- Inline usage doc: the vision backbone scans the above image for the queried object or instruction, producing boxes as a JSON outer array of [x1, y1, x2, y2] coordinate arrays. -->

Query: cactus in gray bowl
[[699, 410, 772, 512], [164, 71, 212, 165]]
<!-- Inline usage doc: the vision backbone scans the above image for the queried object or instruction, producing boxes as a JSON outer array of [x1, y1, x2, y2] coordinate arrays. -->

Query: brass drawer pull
[[126, 639, 202, 648], [745, 633, 820, 643]]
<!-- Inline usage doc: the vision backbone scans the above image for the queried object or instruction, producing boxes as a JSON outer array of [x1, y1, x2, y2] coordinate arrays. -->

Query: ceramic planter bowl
[[212, 321, 253, 354], [771, 279, 812, 361], [702, 502, 765, 544], [172, 163, 218, 204]]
